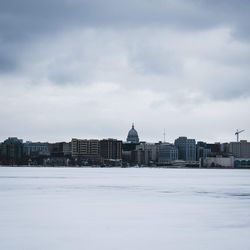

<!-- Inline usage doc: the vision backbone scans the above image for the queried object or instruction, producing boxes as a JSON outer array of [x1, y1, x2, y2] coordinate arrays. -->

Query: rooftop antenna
[[163, 129, 166, 143], [235, 129, 245, 142]]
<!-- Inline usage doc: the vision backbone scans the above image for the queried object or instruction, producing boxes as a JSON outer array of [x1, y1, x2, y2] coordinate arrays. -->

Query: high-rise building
[[174, 137, 196, 161], [71, 139, 100, 162], [229, 141, 250, 158], [100, 139, 122, 160]]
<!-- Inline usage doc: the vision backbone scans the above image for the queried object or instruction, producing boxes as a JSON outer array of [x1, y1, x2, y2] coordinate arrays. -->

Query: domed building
[[126, 123, 139, 143]]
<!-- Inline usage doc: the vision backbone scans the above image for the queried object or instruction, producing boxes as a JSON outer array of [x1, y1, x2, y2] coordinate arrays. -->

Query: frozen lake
[[0, 167, 250, 250]]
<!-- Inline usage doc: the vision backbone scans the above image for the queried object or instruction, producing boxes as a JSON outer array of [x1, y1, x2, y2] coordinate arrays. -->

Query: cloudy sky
[[0, 0, 250, 143]]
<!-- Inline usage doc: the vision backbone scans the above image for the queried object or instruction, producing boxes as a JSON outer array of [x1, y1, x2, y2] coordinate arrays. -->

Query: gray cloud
[[0, 0, 250, 142], [200, 0, 250, 40], [1, 0, 250, 75], [0, 53, 16, 73], [1, 0, 249, 36]]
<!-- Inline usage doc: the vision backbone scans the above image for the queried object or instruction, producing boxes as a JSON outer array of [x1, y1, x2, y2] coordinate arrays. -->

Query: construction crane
[[235, 129, 245, 142]]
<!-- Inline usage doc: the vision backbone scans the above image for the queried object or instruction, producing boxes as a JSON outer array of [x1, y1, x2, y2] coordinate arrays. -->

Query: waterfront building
[[24, 142, 50, 157], [234, 158, 250, 168], [49, 142, 64, 157], [126, 123, 140, 143], [206, 143, 222, 156], [158, 143, 178, 163], [134, 143, 158, 165], [196, 141, 211, 160], [0, 137, 24, 164], [229, 140, 250, 158], [122, 145, 135, 164], [174, 137, 196, 161], [200, 156, 234, 168], [71, 138, 100, 163], [63, 142, 72, 157], [100, 139, 122, 160]]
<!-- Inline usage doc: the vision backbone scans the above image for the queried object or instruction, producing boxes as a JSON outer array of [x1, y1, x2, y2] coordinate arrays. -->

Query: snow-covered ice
[[0, 167, 250, 250]]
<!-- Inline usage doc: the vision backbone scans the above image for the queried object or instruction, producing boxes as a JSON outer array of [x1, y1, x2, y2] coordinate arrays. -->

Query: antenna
[[163, 129, 166, 143]]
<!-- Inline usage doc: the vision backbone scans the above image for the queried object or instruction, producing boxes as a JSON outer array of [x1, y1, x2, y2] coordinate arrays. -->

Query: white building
[[200, 156, 234, 168]]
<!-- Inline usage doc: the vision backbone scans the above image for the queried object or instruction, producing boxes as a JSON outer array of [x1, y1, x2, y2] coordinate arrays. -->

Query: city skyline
[[1, 132, 250, 168], [1, 0, 250, 143]]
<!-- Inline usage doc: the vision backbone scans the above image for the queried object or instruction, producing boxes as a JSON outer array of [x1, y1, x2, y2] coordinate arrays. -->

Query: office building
[[100, 139, 122, 160], [133, 143, 158, 165], [158, 143, 178, 163], [174, 137, 196, 161]]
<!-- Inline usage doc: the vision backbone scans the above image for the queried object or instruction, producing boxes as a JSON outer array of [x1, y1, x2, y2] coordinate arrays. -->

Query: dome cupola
[[126, 123, 139, 143]]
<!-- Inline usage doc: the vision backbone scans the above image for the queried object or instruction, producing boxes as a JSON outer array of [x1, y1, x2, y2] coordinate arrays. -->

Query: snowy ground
[[0, 167, 250, 250]]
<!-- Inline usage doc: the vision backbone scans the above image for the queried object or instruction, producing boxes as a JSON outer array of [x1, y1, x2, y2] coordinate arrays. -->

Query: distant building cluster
[[0, 124, 250, 168]]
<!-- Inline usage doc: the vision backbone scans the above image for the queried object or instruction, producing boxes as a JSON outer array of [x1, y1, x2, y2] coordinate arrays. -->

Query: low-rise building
[[234, 158, 250, 168], [24, 142, 50, 157], [200, 156, 234, 168]]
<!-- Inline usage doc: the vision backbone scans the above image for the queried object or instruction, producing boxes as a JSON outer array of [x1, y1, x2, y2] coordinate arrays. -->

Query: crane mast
[[235, 129, 245, 142]]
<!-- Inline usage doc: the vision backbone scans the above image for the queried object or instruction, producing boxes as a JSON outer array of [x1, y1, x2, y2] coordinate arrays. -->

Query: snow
[[0, 167, 250, 250]]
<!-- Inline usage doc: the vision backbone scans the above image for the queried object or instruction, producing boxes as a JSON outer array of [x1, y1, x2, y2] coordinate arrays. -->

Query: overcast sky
[[0, 0, 249, 143]]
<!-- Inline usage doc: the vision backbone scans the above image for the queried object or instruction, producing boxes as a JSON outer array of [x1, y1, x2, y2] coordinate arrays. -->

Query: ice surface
[[0, 167, 250, 250]]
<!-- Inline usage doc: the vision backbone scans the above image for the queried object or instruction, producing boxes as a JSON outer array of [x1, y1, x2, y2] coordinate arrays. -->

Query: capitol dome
[[126, 123, 139, 143]]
